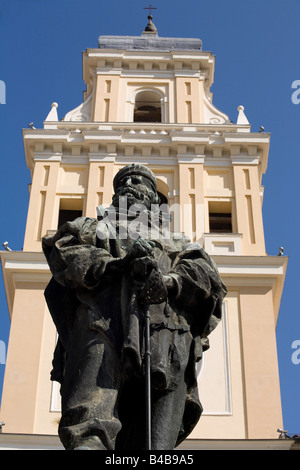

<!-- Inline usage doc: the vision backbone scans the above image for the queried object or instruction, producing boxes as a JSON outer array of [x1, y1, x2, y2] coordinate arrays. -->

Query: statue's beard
[[112, 188, 153, 210]]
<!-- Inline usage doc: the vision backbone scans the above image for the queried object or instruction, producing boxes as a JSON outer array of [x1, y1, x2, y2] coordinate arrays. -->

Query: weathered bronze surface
[[42, 164, 227, 450]]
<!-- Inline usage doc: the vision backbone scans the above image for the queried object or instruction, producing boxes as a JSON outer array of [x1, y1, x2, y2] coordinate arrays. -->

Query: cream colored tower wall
[[85, 162, 115, 217], [175, 77, 202, 123], [232, 164, 266, 255], [94, 75, 120, 122], [178, 163, 204, 241], [1, 282, 49, 433], [22, 158, 267, 255], [190, 291, 246, 439], [239, 286, 283, 437], [190, 286, 283, 439], [90, 59, 206, 124], [24, 162, 60, 251], [34, 302, 60, 435]]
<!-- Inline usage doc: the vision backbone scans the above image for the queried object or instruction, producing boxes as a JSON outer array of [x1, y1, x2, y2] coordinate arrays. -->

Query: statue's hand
[[42, 220, 81, 246], [124, 238, 155, 265], [130, 256, 157, 281], [139, 268, 168, 305], [103, 240, 155, 276], [131, 259, 168, 305]]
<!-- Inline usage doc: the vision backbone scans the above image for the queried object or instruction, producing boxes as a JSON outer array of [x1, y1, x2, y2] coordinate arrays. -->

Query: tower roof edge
[[98, 34, 202, 52]]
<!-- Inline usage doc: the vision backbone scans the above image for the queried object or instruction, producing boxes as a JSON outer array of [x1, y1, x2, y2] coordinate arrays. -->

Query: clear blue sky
[[0, 0, 299, 437]]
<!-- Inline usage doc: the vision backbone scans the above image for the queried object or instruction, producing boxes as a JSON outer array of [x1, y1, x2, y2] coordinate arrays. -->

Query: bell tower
[[0, 15, 288, 447]]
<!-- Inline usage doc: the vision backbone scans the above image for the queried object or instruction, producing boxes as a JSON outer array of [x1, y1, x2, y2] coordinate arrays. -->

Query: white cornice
[[83, 48, 215, 87], [0, 251, 49, 273], [0, 251, 50, 317], [213, 254, 288, 322], [213, 254, 287, 277], [231, 155, 260, 165], [84, 48, 214, 62], [23, 124, 270, 175], [178, 438, 296, 451], [33, 152, 62, 162], [1, 250, 287, 321], [0, 433, 63, 450], [177, 155, 205, 163]]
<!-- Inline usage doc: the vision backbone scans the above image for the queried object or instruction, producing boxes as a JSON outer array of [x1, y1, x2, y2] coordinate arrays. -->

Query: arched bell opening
[[134, 90, 162, 123]]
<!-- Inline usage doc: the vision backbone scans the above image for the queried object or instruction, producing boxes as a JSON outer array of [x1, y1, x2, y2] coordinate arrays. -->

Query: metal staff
[[144, 304, 151, 450], [142, 265, 167, 450]]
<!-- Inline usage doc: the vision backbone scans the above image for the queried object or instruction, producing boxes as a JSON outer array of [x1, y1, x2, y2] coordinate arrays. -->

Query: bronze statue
[[42, 164, 227, 450]]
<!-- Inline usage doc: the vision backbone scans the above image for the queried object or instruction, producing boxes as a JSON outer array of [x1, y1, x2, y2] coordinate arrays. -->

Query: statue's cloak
[[42, 212, 227, 446]]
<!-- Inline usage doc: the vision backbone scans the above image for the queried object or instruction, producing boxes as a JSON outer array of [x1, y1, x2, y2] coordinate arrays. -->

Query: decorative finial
[[144, 4, 157, 33], [237, 105, 249, 125], [45, 102, 59, 122]]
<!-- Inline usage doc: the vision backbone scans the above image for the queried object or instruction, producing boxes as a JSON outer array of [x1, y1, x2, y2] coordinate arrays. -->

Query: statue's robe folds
[[42, 212, 227, 450]]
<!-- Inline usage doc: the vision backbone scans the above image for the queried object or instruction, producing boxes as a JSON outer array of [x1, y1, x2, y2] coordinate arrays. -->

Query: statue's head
[[112, 164, 160, 209]]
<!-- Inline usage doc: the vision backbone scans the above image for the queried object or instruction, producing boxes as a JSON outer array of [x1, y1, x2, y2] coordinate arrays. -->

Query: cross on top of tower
[[143, 3, 158, 33], [144, 4, 157, 16]]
